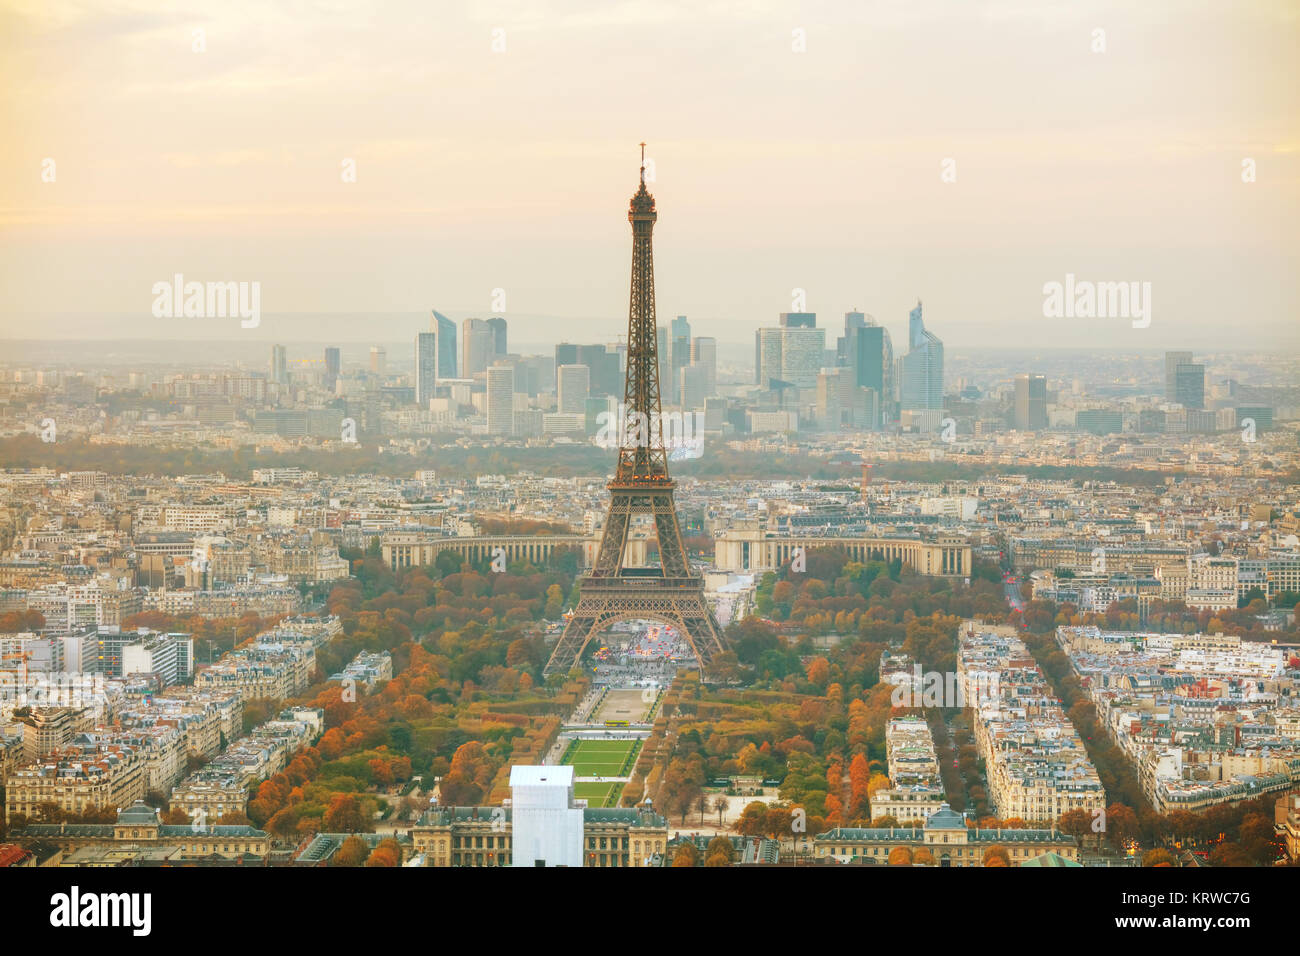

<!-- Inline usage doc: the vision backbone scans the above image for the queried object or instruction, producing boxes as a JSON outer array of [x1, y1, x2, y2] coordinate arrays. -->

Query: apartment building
[[5, 741, 146, 818]]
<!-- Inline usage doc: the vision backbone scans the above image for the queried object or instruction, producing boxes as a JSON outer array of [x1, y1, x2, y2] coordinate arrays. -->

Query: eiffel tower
[[543, 147, 727, 678]]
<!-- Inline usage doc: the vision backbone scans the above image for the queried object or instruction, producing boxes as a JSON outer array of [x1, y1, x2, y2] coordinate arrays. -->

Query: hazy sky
[[1, 0, 1297, 350]]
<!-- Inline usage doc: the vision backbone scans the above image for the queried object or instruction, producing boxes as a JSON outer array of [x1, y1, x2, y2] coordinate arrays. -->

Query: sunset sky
[[1, 0, 1297, 349]]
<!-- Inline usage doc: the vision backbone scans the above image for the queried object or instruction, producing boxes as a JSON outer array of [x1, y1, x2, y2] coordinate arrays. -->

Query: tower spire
[[541, 152, 726, 679]]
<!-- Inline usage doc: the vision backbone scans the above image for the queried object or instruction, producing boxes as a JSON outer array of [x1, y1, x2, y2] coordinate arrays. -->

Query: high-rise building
[[898, 301, 943, 411], [1076, 408, 1123, 435], [837, 311, 867, 366], [679, 364, 707, 410], [462, 319, 495, 377], [487, 316, 508, 356], [369, 346, 386, 376], [690, 336, 717, 396], [486, 364, 514, 435], [414, 332, 438, 407], [1174, 363, 1205, 410], [555, 343, 619, 397], [1164, 351, 1192, 403], [780, 324, 825, 389], [755, 327, 783, 387], [514, 355, 555, 396], [431, 310, 458, 378], [671, 315, 691, 383], [755, 314, 824, 389], [323, 347, 341, 392], [270, 344, 287, 385], [557, 364, 591, 414], [1014, 374, 1048, 430], [853, 322, 894, 425], [817, 369, 845, 429]]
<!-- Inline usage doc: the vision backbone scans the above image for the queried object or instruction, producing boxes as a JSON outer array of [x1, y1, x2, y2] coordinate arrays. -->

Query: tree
[[983, 845, 1010, 867], [1057, 808, 1093, 846], [735, 801, 768, 837], [672, 842, 699, 867], [265, 806, 301, 841], [713, 795, 729, 827], [324, 794, 368, 833], [544, 584, 564, 619], [887, 846, 913, 866], [1103, 802, 1139, 851], [705, 836, 735, 865], [1141, 848, 1177, 868], [365, 837, 403, 867], [333, 835, 369, 867]]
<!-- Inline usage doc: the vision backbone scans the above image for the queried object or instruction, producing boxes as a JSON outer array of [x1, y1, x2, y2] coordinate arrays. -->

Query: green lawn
[[573, 781, 624, 808], [561, 738, 641, 778]]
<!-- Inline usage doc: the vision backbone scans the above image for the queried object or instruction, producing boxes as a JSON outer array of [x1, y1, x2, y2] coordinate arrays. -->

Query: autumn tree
[[705, 836, 735, 867], [365, 837, 403, 867], [672, 842, 700, 867], [324, 794, 369, 833], [1141, 848, 1177, 868], [334, 835, 369, 867], [983, 845, 1010, 867]]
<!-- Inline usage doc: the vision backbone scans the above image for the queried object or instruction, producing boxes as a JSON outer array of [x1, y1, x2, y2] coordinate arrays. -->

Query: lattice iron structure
[[543, 148, 727, 678]]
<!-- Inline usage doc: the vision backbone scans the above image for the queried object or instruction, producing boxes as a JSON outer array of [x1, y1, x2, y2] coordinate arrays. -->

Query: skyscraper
[[557, 364, 590, 414], [853, 322, 893, 428], [270, 344, 287, 385], [462, 319, 495, 377], [780, 322, 825, 389], [690, 336, 717, 397], [323, 347, 341, 392], [555, 343, 619, 397], [1164, 351, 1192, 403], [837, 311, 867, 366], [414, 333, 437, 407], [817, 369, 845, 429], [754, 313, 824, 390], [369, 346, 386, 376], [1174, 363, 1205, 410], [1014, 374, 1048, 430], [431, 310, 458, 378], [679, 364, 707, 410], [486, 364, 514, 435], [671, 315, 691, 383], [898, 301, 943, 411], [755, 327, 783, 387], [486, 316, 508, 356]]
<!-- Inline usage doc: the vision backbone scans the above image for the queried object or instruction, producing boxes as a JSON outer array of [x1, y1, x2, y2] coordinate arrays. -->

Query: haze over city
[[2, 0, 1298, 350]]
